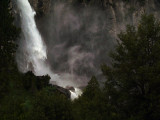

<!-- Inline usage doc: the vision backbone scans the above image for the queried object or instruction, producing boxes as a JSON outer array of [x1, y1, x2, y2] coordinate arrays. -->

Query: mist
[[35, 2, 116, 87], [15, 0, 160, 88]]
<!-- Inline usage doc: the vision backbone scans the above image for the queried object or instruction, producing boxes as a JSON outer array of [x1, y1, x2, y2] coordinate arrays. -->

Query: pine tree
[[0, 0, 20, 98], [102, 14, 160, 120], [0, 0, 20, 70]]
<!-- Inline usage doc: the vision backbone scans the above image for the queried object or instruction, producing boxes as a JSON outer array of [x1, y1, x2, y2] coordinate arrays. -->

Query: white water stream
[[17, 0, 82, 100]]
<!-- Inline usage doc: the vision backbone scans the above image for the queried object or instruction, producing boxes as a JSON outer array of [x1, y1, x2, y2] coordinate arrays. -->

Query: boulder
[[52, 85, 71, 99]]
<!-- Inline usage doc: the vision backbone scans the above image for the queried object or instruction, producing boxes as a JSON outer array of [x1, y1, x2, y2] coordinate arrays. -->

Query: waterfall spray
[[16, 0, 82, 100]]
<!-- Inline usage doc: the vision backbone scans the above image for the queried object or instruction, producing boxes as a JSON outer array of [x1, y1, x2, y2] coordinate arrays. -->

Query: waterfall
[[16, 0, 82, 100], [70, 88, 82, 100], [16, 0, 48, 75]]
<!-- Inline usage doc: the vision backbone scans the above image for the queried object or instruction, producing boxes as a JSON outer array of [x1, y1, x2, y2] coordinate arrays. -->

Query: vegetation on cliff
[[0, 0, 160, 120]]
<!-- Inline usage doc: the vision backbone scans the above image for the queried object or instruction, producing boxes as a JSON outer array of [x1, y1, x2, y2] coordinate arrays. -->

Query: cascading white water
[[16, 0, 82, 100], [17, 0, 48, 75], [70, 88, 82, 100]]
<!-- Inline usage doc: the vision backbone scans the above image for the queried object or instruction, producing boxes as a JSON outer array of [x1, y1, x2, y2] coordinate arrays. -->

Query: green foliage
[[23, 71, 50, 91], [31, 87, 73, 120], [0, 0, 20, 99], [0, 0, 20, 70], [0, 70, 9, 98], [82, 76, 100, 99], [0, 0, 160, 119], [102, 14, 160, 120], [72, 76, 115, 120]]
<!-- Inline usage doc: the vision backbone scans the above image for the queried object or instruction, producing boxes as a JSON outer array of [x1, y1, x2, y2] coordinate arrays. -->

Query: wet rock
[[29, 0, 51, 17], [66, 86, 75, 92], [52, 85, 71, 98]]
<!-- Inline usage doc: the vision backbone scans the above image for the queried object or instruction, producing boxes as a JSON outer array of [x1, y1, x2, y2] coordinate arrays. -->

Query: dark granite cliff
[[11, 0, 160, 88]]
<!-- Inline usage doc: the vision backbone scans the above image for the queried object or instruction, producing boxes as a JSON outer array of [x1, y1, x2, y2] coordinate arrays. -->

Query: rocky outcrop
[[53, 85, 71, 98], [27, 0, 160, 33], [11, 0, 160, 92], [12, 0, 160, 26], [29, 0, 51, 17]]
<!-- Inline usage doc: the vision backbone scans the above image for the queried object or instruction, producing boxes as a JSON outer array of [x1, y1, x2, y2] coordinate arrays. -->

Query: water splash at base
[[16, 0, 82, 100]]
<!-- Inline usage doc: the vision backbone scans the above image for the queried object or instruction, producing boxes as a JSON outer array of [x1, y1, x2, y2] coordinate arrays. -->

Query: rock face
[[23, 71, 71, 98], [26, 0, 160, 87], [14, 0, 160, 35], [27, 0, 160, 33], [29, 0, 51, 17], [52, 85, 71, 98], [11, 0, 160, 90], [12, 0, 160, 38], [66, 86, 75, 92]]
